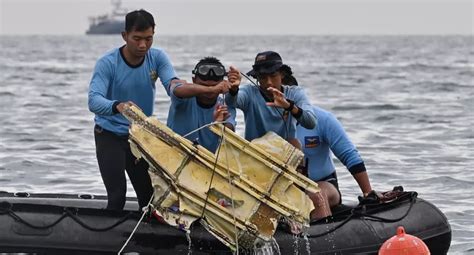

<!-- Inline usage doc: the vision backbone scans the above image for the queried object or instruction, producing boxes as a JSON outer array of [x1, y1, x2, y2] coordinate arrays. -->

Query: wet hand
[[227, 66, 241, 92], [364, 190, 383, 200], [117, 101, 138, 113], [213, 80, 231, 94], [265, 87, 290, 108], [213, 104, 230, 122]]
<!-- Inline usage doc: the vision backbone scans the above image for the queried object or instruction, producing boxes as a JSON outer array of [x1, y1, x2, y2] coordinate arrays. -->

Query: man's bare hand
[[213, 104, 230, 122], [227, 66, 241, 92], [116, 101, 138, 113], [212, 80, 231, 95], [265, 87, 291, 109]]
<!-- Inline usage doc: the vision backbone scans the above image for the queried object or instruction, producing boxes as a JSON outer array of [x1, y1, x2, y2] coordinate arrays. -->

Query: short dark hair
[[125, 9, 155, 32], [195, 57, 223, 68]]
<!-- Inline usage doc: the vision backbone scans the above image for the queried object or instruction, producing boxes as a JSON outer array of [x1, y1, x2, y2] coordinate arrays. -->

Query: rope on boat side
[[118, 194, 154, 254], [307, 192, 417, 238], [0, 201, 135, 231]]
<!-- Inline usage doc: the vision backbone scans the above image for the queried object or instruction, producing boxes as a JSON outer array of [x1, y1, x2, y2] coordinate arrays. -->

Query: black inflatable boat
[[0, 188, 451, 254]]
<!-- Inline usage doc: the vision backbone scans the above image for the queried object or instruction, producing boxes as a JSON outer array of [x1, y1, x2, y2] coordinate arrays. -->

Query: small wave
[[376, 75, 407, 80], [40, 93, 62, 99], [333, 104, 400, 111], [48, 178, 70, 184], [22, 102, 47, 107], [423, 176, 474, 186], [374, 115, 395, 122], [7, 75, 35, 81], [0, 91, 15, 97], [414, 81, 472, 92], [50, 82, 71, 87], [17, 138, 37, 142], [307, 62, 474, 69], [3, 59, 90, 75], [42, 67, 79, 74], [21, 160, 34, 166], [417, 119, 451, 124], [458, 70, 474, 76], [33, 145, 60, 151]]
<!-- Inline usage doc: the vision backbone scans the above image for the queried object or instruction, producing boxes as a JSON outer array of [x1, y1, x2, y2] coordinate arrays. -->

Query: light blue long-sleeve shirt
[[167, 83, 237, 152], [297, 106, 364, 181], [226, 84, 316, 141], [88, 46, 177, 135]]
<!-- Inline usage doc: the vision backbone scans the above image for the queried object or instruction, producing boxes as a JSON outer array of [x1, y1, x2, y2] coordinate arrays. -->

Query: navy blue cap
[[247, 51, 283, 77]]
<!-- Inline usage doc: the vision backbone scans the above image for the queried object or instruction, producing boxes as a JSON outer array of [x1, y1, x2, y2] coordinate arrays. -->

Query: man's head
[[122, 10, 155, 59], [247, 51, 286, 90], [192, 57, 226, 102], [125, 9, 155, 33], [192, 57, 226, 84]]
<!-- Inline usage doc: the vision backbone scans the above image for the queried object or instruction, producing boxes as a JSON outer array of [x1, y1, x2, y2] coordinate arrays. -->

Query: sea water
[[0, 35, 472, 254]]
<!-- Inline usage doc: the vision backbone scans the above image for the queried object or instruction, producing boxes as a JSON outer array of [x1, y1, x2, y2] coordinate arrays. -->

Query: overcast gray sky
[[0, 0, 472, 35]]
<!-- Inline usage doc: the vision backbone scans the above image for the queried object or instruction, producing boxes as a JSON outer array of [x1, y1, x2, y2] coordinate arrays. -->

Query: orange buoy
[[378, 226, 430, 255]]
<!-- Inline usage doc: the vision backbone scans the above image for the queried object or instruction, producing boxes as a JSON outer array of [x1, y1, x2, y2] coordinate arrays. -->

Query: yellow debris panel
[[122, 106, 319, 250]]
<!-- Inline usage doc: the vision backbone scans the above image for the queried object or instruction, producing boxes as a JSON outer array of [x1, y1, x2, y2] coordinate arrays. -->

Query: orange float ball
[[379, 226, 430, 255]]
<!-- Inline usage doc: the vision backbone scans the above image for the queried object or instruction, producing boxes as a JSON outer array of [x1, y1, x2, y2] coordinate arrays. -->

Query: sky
[[0, 0, 472, 35]]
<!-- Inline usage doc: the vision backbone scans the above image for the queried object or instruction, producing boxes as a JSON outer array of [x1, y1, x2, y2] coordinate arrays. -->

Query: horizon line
[[1, 33, 472, 37]]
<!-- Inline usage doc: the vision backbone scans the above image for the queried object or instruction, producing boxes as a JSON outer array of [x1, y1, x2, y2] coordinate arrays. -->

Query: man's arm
[[353, 171, 373, 196], [171, 79, 230, 99], [154, 49, 178, 94], [88, 59, 116, 115], [324, 111, 374, 196]]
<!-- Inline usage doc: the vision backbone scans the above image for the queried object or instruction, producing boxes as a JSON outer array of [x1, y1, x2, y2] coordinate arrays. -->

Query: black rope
[[199, 125, 226, 219], [2, 202, 136, 232], [354, 193, 417, 223], [9, 210, 69, 230], [65, 210, 136, 232], [307, 192, 417, 238], [306, 212, 354, 238]]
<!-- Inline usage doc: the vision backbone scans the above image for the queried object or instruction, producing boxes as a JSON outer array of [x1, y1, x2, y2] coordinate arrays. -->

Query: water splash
[[252, 238, 281, 255], [303, 232, 311, 255], [292, 234, 299, 255], [185, 230, 193, 255], [270, 237, 281, 255]]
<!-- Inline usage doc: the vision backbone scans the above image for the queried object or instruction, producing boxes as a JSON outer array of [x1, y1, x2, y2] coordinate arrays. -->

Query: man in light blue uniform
[[281, 72, 375, 220], [167, 57, 239, 152], [226, 51, 316, 147], [88, 10, 179, 210]]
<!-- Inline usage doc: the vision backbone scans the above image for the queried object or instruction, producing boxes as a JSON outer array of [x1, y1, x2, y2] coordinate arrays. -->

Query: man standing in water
[[167, 57, 240, 152], [88, 9, 180, 210]]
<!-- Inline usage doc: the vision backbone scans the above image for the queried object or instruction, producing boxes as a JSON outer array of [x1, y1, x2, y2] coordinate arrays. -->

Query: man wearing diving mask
[[166, 57, 240, 152]]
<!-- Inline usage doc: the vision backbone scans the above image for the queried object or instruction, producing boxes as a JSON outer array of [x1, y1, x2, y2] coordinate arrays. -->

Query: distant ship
[[86, 0, 127, 35]]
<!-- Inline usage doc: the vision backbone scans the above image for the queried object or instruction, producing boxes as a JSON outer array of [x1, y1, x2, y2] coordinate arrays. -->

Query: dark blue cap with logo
[[247, 51, 283, 77]]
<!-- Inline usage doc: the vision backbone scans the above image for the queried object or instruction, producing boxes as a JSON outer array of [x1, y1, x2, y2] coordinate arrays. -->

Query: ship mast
[[112, 0, 122, 10]]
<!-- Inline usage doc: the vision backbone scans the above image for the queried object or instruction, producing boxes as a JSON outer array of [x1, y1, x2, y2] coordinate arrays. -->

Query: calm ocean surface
[[0, 35, 472, 254]]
